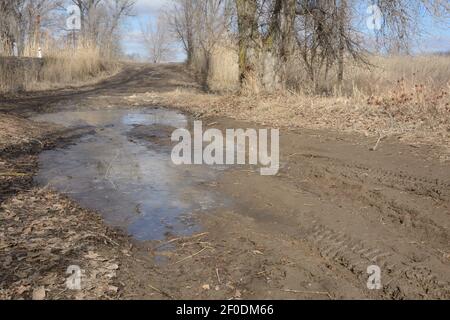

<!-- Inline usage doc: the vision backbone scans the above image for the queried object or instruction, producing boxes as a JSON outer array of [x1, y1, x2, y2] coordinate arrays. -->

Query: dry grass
[[190, 49, 209, 84], [282, 54, 450, 98], [194, 41, 449, 100], [343, 55, 450, 98], [128, 55, 450, 159], [0, 57, 42, 93], [0, 40, 120, 94], [188, 41, 240, 92], [31, 45, 119, 91], [206, 42, 240, 93]]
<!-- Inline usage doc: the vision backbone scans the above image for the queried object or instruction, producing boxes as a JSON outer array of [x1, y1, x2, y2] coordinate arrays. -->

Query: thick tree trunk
[[236, 0, 296, 93], [185, 27, 194, 67], [265, 0, 296, 91], [236, 0, 260, 91]]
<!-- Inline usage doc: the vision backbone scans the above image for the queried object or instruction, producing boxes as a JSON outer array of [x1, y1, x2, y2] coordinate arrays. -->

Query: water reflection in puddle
[[33, 108, 227, 241]]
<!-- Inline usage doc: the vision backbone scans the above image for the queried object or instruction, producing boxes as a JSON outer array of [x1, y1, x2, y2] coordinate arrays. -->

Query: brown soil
[[0, 63, 448, 300]]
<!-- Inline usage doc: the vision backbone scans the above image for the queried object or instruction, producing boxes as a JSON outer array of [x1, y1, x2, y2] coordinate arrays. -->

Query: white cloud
[[121, 30, 144, 42], [134, 0, 169, 13]]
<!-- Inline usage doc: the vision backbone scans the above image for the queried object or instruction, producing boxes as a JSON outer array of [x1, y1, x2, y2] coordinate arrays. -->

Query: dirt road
[[1, 64, 448, 300]]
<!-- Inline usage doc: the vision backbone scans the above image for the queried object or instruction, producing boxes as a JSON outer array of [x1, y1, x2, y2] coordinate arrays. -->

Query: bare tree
[[294, 0, 367, 92], [69, 0, 135, 50], [234, 0, 450, 93], [0, 0, 135, 57], [167, 0, 196, 65], [235, 0, 297, 91], [167, 0, 234, 68], [0, 0, 61, 55], [142, 14, 175, 63], [0, 0, 22, 55]]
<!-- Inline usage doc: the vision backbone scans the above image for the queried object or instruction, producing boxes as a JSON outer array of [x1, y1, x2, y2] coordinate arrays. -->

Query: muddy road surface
[[1, 64, 449, 300]]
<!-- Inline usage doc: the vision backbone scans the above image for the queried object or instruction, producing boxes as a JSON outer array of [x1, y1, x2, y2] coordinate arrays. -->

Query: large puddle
[[33, 108, 227, 241]]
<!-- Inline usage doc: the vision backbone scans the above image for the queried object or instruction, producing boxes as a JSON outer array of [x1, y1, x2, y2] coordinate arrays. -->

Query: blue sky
[[418, 16, 450, 53], [122, 0, 450, 60], [121, 0, 171, 59]]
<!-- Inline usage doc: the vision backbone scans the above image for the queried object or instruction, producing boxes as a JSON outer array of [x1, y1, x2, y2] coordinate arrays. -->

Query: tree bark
[[337, 0, 347, 87], [265, 0, 296, 91], [235, 0, 296, 93], [236, 0, 260, 89]]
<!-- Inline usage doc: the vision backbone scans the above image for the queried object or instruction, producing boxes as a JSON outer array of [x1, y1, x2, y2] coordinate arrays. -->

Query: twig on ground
[[149, 284, 175, 300], [154, 232, 209, 250], [282, 288, 332, 299], [172, 247, 212, 265], [0, 172, 28, 177], [216, 268, 221, 284], [370, 133, 387, 151], [84, 232, 120, 247]]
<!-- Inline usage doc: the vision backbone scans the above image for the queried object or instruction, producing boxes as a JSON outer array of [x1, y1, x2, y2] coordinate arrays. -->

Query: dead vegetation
[[0, 45, 120, 94], [0, 0, 132, 94], [157, 0, 449, 152], [126, 55, 450, 159], [0, 114, 53, 150], [165, 0, 449, 94], [29, 45, 120, 91], [0, 112, 131, 300], [0, 189, 128, 300], [0, 62, 448, 300]]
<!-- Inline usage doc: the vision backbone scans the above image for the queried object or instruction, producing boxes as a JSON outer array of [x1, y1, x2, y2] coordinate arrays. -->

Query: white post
[[12, 42, 18, 57], [37, 47, 42, 58]]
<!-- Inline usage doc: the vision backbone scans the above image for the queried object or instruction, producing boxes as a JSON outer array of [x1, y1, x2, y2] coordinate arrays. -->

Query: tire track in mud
[[277, 151, 450, 299], [282, 153, 449, 247], [289, 153, 449, 201], [303, 222, 449, 299]]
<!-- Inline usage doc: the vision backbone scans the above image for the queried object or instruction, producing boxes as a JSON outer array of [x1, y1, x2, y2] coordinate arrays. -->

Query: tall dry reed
[[0, 37, 120, 94]]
